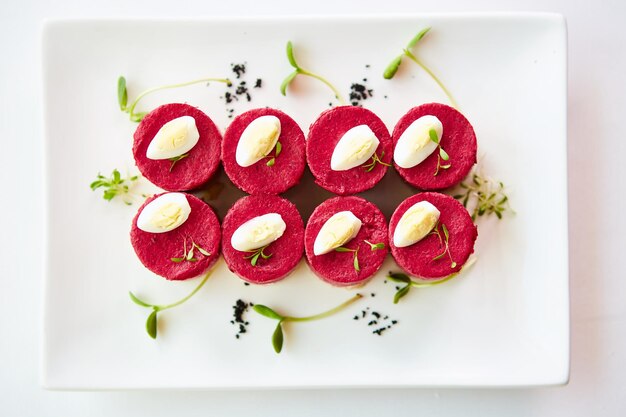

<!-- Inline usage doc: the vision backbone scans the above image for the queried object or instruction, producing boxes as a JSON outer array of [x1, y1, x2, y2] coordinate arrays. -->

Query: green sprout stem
[[253, 293, 363, 353], [403, 49, 457, 108], [129, 266, 214, 339], [362, 151, 391, 172], [89, 169, 145, 205], [387, 257, 476, 304], [383, 28, 457, 108], [280, 41, 346, 105], [454, 173, 512, 221], [243, 244, 273, 267], [284, 294, 364, 322], [119, 76, 232, 122]]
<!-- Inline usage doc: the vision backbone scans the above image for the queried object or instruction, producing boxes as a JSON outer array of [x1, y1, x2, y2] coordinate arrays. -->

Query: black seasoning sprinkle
[[244, 282, 250, 286], [231, 299, 251, 339], [384, 280, 387, 284], [231, 63, 246, 79], [363, 78, 367, 82], [354, 307, 398, 336], [365, 64, 371, 68], [384, 95, 388, 99], [371, 293, 376, 297], [254, 78, 262, 88], [349, 82, 374, 107]]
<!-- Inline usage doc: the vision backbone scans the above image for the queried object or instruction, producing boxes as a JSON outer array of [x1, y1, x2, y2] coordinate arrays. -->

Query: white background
[[0, 0, 624, 415]]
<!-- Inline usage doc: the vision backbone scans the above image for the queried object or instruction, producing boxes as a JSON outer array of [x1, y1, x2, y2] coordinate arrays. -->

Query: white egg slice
[[146, 116, 200, 160], [235, 115, 281, 167], [330, 125, 380, 171], [394, 115, 443, 169], [313, 211, 362, 256], [231, 213, 286, 252], [137, 193, 192, 234], [393, 201, 440, 248]]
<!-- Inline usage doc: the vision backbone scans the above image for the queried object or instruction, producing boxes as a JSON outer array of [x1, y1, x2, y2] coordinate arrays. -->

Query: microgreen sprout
[[280, 41, 346, 105], [364, 240, 386, 251], [454, 174, 512, 221], [362, 151, 391, 173], [387, 257, 476, 304], [265, 141, 282, 167], [170, 238, 211, 263], [428, 128, 451, 176], [129, 268, 214, 339], [334, 246, 360, 272], [243, 244, 273, 267], [89, 169, 144, 205], [253, 293, 363, 353], [429, 221, 456, 268], [168, 153, 189, 172], [117, 75, 232, 122], [383, 27, 457, 108]]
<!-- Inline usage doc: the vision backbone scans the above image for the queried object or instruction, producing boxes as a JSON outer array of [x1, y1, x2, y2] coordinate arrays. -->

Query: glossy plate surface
[[42, 14, 568, 389]]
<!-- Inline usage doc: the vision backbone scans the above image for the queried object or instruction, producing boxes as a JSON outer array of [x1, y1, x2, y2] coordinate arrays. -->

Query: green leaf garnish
[[170, 238, 210, 264], [129, 268, 214, 339], [383, 55, 403, 80], [286, 41, 298, 68], [243, 244, 273, 267], [393, 285, 411, 304], [146, 310, 158, 339], [362, 151, 391, 173], [117, 76, 128, 110], [387, 272, 411, 284], [454, 173, 512, 221], [429, 221, 456, 268], [280, 41, 346, 105], [275, 141, 282, 157], [129, 291, 153, 308], [280, 71, 298, 96], [253, 293, 363, 354], [118, 75, 232, 122], [263, 141, 282, 167], [253, 304, 285, 320], [382, 28, 457, 108], [334, 246, 360, 272], [407, 27, 431, 49], [387, 257, 476, 304], [90, 169, 141, 204], [364, 240, 385, 251], [168, 153, 189, 172], [428, 129, 452, 176], [272, 321, 284, 353]]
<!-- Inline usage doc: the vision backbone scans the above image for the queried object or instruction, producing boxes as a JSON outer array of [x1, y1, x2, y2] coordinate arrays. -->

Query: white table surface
[[1, 0, 624, 415]]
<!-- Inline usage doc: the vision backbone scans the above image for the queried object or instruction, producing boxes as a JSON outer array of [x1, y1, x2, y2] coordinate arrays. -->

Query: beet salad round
[[389, 192, 477, 279], [130, 192, 221, 281], [133, 103, 222, 191], [222, 108, 306, 195], [222, 195, 304, 284], [392, 103, 477, 190], [307, 106, 392, 196], [305, 196, 388, 287]]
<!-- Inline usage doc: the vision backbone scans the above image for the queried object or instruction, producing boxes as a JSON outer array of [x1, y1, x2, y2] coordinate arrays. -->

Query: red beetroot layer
[[222, 195, 304, 284], [392, 103, 477, 190], [130, 193, 221, 281], [305, 196, 388, 287], [307, 106, 392, 195], [133, 103, 222, 191], [389, 192, 477, 279], [222, 108, 306, 195]]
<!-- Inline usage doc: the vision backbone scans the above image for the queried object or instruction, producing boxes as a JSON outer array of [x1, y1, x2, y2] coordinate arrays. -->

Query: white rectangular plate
[[42, 14, 568, 389]]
